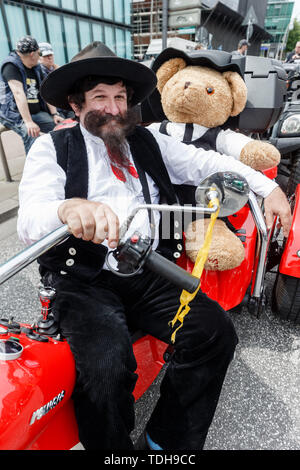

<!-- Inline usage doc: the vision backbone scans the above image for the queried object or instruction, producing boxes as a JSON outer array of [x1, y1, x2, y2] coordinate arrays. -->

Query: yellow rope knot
[[169, 196, 220, 344]]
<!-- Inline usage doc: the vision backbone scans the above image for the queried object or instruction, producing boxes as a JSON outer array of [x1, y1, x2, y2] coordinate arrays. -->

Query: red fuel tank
[[0, 326, 77, 450]]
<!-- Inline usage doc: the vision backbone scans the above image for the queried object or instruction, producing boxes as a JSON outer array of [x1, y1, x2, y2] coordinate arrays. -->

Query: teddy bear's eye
[[206, 87, 214, 94]]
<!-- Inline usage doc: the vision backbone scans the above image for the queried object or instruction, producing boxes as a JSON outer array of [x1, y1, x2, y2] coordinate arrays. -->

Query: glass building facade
[[264, 0, 294, 44], [0, 0, 132, 65]]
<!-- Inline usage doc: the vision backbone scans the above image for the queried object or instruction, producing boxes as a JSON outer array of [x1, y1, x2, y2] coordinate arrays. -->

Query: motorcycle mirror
[[195, 171, 249, 217]]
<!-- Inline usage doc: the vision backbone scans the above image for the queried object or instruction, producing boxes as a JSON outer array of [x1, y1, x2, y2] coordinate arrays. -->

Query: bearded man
[[17, 42, 291, 451]]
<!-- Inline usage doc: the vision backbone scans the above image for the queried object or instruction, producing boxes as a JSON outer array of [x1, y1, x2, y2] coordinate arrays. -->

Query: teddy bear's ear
[[156, 58, 187, 94], [222, 71, 247, 117]]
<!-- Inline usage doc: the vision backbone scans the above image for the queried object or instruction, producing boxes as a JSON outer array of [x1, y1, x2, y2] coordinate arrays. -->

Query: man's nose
[[104, 99, 120, 115]]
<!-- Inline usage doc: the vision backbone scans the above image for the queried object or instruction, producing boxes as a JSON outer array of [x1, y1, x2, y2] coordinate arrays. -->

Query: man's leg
[[31, 111, 56, 133], [0, 118, 35, 154], [42, 271, 138, 450], [119, 268, 238, 450]]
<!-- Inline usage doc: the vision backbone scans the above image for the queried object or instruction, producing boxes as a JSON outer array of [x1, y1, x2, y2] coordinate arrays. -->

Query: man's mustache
[[84, 110, 127, 129]]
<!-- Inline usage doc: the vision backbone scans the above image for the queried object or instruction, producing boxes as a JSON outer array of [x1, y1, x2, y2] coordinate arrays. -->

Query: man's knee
[[173, 294, 238, 363]]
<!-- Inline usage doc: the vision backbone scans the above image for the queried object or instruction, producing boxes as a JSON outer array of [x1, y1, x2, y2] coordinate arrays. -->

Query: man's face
[[70, 81, 138, 159], [295, 42, 300, 55], [71, 81, 128, 126], [20, 49, 40, 68], [40, 54, 54, 68], [240, 45, 248, 55]]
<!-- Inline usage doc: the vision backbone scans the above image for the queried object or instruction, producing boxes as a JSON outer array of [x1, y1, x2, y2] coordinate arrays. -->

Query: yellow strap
[[169, 197, 220, 343]]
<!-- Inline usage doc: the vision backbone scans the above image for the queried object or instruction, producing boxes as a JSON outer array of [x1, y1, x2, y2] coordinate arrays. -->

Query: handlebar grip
[[145, 250, 200, 293]]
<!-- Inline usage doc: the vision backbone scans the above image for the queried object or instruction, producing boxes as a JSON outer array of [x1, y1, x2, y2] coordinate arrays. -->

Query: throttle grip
[[146, 250, 199, 293]]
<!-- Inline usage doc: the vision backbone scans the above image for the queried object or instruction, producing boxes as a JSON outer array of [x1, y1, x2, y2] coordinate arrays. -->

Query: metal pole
[[162, 0, 168, 50], [0, 132, 12, 182]]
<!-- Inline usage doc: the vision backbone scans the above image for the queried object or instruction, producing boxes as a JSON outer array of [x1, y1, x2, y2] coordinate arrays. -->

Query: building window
[[114, 0, 124, 23], [46, 12, 66, 65], [76, 0, 90, 15], [44, 0, 60, 7], [92, 22, 104, 42], [4, 3, 27, 49], [104, 25, 116, 51], [90, 0, 101, 18], [26, 8, 48, 43], [124, 0, 131, 25], [0, 10, 9, 59], [103, 0, 114, 21], [61, 0, 75, 10], [116, 28, 126, 57], [125, 29, 132, 59], [63, 16, 80, 61], [79, 20, 92, 50]]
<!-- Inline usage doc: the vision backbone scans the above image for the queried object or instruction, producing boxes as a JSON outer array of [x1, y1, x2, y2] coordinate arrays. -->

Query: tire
[[286, 150, 300, 197], [273, 272, 300, 323]]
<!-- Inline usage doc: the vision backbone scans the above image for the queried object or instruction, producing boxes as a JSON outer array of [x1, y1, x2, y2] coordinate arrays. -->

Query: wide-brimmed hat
[[140, 47, 245, 122], [40, 41, 157, 110]]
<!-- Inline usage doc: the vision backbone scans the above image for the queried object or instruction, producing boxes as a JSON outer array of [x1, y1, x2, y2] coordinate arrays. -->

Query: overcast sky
[[291, 0, 300, 21]]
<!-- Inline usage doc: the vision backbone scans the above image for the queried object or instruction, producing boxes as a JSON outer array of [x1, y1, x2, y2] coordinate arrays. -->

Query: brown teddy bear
[[144, 48, 280, 271]]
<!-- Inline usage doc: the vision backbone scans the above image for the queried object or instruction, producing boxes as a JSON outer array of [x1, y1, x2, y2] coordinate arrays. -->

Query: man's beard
[[83, 107, 139, 162]]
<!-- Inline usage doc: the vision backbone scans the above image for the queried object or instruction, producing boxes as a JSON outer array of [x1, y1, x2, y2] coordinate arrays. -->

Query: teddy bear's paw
[[185, 219, 245, 271], [240, 141, 281, 171]]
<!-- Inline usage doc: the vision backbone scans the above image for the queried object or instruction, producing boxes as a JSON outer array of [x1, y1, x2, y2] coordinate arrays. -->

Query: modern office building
[[133, 0, 271, 60], [263, 0, 294, 58], [0, 0, 132, 65]]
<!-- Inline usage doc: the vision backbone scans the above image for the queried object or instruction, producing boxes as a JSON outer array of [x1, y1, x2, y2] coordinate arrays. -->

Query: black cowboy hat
[[140, 47, 246, 123], [40, 41, 157, 110]]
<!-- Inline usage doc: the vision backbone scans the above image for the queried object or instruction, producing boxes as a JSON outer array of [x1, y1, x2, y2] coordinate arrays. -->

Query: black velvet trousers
[[43, 267, 238, 450]]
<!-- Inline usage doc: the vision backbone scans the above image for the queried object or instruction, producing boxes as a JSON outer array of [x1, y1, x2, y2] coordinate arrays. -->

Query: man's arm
[[46, 102, 64, 125], [7, 79, 40, 137], [148, 128, 292, 238]]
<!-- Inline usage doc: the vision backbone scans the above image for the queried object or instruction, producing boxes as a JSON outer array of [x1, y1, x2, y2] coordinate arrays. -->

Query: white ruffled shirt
[[17, 124, 278, 249]]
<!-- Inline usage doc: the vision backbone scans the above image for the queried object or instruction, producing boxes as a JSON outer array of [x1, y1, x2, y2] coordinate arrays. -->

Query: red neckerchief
[[106, 146, 139, 182]]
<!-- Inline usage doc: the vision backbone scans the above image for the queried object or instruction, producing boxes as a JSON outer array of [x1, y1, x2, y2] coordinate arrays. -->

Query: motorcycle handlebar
[[145, 250, 200, 293]]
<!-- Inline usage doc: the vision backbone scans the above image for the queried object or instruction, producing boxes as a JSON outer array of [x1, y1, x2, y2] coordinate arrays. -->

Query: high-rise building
[[0, 0, 132, 65], [263, 0, 295, 58]]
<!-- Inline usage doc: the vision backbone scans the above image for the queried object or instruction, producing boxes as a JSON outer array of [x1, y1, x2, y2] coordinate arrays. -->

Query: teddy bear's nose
[[184, 81, 191, 89]]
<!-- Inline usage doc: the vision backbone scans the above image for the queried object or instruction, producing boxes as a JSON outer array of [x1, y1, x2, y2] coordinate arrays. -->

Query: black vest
[[159, 121, 221, 206], [38, 124, 184, 282]]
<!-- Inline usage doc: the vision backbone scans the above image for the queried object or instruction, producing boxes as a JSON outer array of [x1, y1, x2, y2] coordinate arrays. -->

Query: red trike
[[0, 166, 298, 450]]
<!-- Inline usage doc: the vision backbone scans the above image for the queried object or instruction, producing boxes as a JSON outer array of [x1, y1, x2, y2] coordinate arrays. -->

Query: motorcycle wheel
[[286, 151, 300, 196], [273, 272, 300, 324]]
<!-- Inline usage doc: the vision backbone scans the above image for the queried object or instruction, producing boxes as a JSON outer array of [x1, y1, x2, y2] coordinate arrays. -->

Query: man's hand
[[24, 120, 40, 138], [264, 186, 292, 237], [53, 114, 64, 125], [58, 198, 119, 248]]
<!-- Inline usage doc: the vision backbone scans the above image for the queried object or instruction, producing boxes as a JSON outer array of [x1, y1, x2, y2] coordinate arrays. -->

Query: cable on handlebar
[[169, 196, 220, 343]]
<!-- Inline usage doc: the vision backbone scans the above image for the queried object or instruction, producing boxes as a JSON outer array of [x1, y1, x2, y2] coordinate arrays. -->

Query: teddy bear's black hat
[[141, 47, 245, 123]]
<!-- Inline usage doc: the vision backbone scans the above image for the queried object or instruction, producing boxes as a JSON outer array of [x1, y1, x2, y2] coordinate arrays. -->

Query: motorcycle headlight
[[280, 114, 300, 135]]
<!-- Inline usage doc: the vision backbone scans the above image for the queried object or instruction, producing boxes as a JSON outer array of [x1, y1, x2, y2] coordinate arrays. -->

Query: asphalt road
[[1, 217, 300, 450]]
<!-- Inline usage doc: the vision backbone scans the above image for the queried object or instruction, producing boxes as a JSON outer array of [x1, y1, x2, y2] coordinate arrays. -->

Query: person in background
[[232, 39, 250, 57], [285, 41, 300, 63], [39, 42, 59, 75], [0, 36, 63, 154], [39, 41, 74, 120]]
